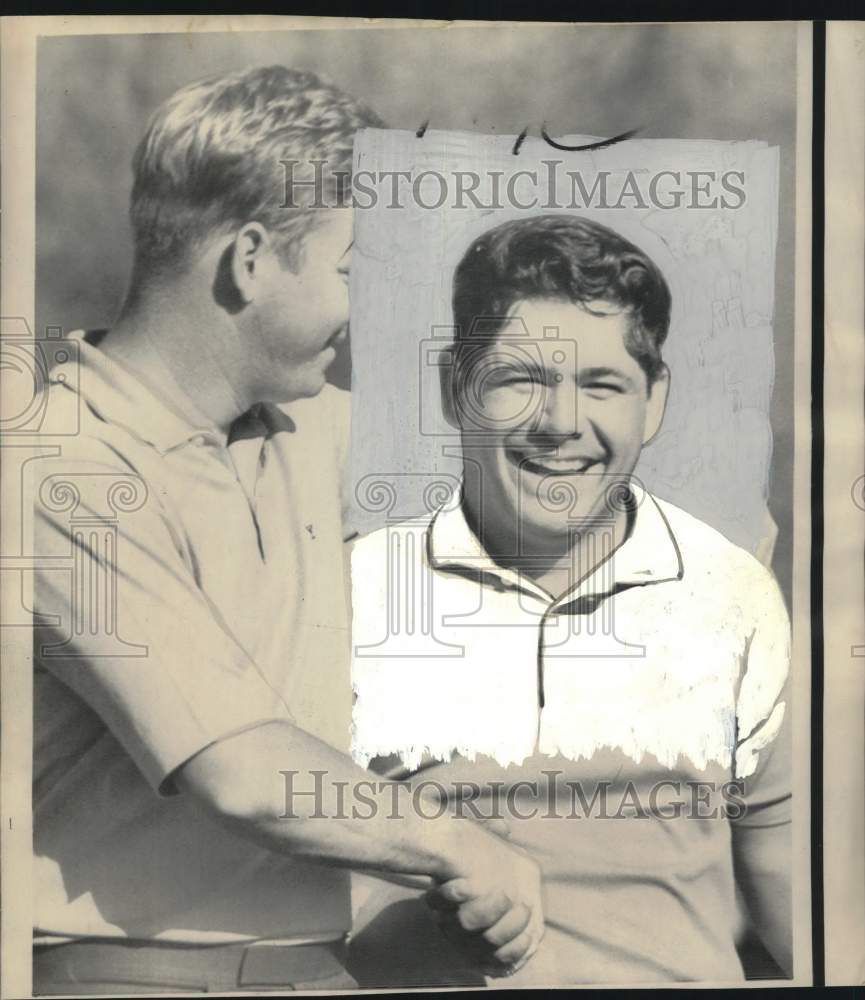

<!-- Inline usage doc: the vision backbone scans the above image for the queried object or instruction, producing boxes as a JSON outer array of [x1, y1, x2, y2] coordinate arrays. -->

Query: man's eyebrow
[[577, 366, 636, 386]]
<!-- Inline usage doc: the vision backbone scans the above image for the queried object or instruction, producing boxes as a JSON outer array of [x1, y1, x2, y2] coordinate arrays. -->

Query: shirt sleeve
[[33, 448, 293, 796], [731, 565, 792, 828]]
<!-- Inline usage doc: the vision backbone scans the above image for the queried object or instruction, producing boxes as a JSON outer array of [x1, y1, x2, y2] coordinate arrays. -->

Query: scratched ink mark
[[415, 120, 429, 138], [540, 124, 642, 152], [305, 523, 316, 539], [512, 126, 529, 156]]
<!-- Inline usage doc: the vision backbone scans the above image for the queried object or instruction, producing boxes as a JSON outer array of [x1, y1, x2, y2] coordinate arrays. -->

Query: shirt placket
[[535, 578, 611, 750], [482, 572, 555, 749], [537, 602, 561, 747], [250, 429, 269, 563], [225, 412, 270, 563]]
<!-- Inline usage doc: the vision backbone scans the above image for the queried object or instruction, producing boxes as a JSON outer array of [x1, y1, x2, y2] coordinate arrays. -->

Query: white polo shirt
[[34, 331, 353, 944], [350, 485, 791, 983]]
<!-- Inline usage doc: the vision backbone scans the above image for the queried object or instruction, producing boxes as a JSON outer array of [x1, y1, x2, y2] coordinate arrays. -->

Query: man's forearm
[[176, 719, 479, 883], [177, 719, 545, 975]]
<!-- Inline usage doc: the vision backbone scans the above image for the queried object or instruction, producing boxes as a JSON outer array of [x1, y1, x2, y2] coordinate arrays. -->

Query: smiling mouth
[[510, 451, 605, 476]]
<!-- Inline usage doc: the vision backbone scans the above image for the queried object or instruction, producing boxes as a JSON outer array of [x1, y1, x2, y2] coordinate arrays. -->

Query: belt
[[33, 936, 354, 994]]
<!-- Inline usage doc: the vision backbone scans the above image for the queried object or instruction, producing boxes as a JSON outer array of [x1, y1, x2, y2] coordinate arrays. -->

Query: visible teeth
[[516, 455, 599, 475]]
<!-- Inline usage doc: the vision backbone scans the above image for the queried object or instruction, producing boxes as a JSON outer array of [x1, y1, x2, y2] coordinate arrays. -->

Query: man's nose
[[534, 380, 581, 440]]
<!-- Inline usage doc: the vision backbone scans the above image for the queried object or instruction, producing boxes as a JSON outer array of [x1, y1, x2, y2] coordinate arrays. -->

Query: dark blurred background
[[35, 23, 798, 604]]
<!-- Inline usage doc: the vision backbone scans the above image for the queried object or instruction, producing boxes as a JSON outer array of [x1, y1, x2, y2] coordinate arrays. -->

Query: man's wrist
[[422, 812, 486, 882]]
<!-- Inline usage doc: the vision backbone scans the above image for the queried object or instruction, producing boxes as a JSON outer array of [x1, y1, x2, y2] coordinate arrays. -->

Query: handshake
[[423, 815, 545, 978]]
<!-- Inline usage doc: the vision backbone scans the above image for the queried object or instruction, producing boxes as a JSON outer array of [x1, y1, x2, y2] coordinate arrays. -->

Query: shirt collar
[[55, 331, 230, 454], [428, 479, 683, 605]]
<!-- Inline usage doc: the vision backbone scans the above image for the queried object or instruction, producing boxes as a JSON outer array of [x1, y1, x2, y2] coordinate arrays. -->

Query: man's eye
[[584, 382, 623, 396], [490, 369, 542, 388]]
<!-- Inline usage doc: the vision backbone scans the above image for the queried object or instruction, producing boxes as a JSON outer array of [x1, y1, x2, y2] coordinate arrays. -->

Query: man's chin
[[317, 343, 338, 370], [300, 371, 330, 398], [516, 492, 612, 542], [269, 369, 329, 403], [514, 469, 599, 510], [516, 513, 579, 548]]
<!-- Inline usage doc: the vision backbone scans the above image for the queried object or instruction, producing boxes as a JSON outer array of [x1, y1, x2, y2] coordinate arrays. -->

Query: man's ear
[[230, 222, 271, 304], [439, 350, 461, 430], [642, 364, 670, 445]]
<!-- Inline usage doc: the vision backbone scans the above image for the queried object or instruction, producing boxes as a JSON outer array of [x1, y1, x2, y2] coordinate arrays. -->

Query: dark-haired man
[[32, 68, 543, 994], [351, 215, 792, 985]]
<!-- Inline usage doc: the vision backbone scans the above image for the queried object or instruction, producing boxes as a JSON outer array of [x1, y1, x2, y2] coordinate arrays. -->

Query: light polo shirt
[[33, 331, 353, 944], [350, 485, 791, 984]]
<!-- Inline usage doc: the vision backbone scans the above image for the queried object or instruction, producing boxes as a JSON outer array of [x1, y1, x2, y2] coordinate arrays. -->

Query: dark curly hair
[[451, 215, 671, 384]]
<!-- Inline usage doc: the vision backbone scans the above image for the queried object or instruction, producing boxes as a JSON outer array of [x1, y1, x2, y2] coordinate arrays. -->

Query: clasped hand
[[424, 818, 544, 978]]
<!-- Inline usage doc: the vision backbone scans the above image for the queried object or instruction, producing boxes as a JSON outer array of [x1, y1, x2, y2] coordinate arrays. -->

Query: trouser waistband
[[33, 936, 354, 995]]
